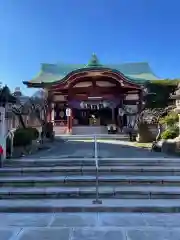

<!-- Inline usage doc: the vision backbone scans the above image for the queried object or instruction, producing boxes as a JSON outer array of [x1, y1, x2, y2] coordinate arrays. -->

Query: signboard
[[66, 108, 71, 117], [80, 101, 111, 109]]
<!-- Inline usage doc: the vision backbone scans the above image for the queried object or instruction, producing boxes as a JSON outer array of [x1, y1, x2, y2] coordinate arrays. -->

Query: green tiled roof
[[25, 54, 160, 86]]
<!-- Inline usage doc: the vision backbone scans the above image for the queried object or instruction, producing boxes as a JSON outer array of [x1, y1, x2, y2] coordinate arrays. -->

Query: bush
[[13, 127, 39, 147], [13, 128, 32, 147], [160, 112, 179, 126], [161, 126, 179, 140], [26, 127, 39, 140]]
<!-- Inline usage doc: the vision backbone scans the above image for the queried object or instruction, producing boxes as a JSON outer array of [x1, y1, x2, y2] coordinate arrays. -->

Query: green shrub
[[13, 128, 33, 147], [160, 113, 179, 126], [26, 127, 39, 140], [161, 126, 179, 140]]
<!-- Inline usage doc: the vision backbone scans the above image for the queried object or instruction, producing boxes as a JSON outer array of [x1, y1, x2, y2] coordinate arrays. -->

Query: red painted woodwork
[[48, 69, 141, 92], [47, 105, 52, 122], [46, 69, 143, 116]]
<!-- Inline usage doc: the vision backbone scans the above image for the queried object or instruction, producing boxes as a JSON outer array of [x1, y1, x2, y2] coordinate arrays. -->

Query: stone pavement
[[27, 137, 172, 159], [1, 213, 180, 239]]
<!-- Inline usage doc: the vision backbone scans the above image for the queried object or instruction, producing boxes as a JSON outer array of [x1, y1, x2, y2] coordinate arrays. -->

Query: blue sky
[[0, 0, 180, 95]]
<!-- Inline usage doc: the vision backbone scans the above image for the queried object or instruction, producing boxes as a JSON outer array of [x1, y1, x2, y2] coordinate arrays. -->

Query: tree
[[12, 105, 27, 128], [29, 90, 49, 125], [145, 80, 179, 108], [136, 107, 172, 142], [29, 90, 54, 140], [12, 94, 32, 129], [0, 85, 16, 106]]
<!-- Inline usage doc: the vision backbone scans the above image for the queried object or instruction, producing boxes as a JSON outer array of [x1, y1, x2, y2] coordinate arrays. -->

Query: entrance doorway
[[72, 108, 113, 126]]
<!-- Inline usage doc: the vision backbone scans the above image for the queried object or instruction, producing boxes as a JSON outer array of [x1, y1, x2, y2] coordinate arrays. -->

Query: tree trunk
[[17, 114, 26, 128]]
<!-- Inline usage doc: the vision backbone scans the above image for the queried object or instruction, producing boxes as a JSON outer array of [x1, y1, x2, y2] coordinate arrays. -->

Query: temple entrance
[[72, 107, 113, 126], [45, 67, 142, 134], [71, 99, 116, 126]]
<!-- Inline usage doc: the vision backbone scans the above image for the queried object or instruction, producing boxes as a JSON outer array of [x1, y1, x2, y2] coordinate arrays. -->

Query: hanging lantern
[[80, 101, 84, 109]]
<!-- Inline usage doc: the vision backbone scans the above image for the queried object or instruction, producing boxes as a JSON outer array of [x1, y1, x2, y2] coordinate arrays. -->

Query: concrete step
[[4, 158, 95, 168], [1, 175, 180, 187], [1, 166, 180, 177], [4, 157, 180, 168], [0, 186, 180, 200], [0, 199, 179, 213]]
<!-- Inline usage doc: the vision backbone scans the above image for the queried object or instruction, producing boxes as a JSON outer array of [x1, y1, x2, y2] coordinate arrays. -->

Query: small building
[[23, 54, 159, 134]]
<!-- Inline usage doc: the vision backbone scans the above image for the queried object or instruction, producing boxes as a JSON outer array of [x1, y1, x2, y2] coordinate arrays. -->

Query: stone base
[[161, 138, 180, 155], [151, 140, 164, 152], [136, 133, 154, 143]]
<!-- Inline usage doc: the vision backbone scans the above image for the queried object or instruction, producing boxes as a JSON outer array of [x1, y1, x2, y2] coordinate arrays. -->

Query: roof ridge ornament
[[86, 53, 102, 67]]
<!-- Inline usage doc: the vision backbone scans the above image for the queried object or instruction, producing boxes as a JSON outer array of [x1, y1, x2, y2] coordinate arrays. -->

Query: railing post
[[94, 135, 98, 160], [92, 135, 102, 205]]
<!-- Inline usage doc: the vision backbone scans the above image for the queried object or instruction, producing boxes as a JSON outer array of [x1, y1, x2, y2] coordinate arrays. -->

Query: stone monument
[[161, 84, 180, 154]]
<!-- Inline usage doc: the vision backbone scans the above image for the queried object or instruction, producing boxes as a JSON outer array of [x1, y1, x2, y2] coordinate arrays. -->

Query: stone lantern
[[170, 84, 180, 137]]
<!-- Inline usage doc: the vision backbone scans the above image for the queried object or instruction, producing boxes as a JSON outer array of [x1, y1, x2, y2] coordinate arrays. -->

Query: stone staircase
[[1, 157, 180, 212]]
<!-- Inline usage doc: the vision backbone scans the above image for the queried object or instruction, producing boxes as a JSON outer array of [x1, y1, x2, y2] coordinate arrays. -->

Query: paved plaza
[[29, 138, 171, 159], [1, 213, 180, 239]]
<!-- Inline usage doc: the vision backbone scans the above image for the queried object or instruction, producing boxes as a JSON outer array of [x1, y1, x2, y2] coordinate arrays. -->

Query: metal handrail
[[92, 135, 102, 204]]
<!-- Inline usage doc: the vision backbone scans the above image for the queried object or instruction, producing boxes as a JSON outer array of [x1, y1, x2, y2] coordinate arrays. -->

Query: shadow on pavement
[[23, 139, 174, 159]]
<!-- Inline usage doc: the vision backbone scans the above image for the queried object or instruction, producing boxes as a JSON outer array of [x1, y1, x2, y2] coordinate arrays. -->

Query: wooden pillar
[[66, 108, 72, 133], [47, 103, 52, 122], [51, 103, 54, 124]]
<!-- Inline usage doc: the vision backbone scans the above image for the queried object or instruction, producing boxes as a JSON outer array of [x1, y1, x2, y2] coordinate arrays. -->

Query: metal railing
[[92, 135, 102, 204], [59, 134, 102, 204]]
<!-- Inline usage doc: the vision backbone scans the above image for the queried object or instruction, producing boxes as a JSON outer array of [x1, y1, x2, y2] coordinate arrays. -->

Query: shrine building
[[23, 54, 159, 134]]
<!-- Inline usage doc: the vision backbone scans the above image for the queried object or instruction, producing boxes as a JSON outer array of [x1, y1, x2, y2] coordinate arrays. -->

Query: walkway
[[1, 213, 180, 239], [27, 137, 171, 159]]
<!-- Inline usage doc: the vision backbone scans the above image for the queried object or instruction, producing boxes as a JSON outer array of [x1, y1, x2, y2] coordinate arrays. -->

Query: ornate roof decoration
[[86, 53, 102, 67]]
